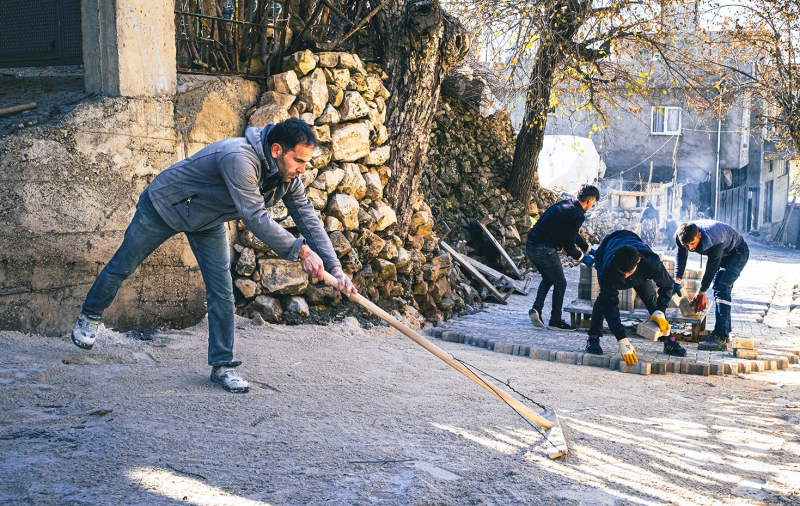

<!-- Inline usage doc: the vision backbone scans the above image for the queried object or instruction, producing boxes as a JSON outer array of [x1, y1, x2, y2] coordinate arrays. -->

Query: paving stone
[[519, 346, 531, 357], [636, 321, 667, 341], [582, 354, 611, 368], [532, 348, 552, 361], [619, 361, 639, 374], [768, 359, 778, 371], [651, 363, 667, 375], [752, 360, 765, 372], [777, 357, 789, 370], [724, 363, 738, 375], [638, 363, 652, 375], [734, 348, 759, 359], [731, 338, 755, 349], [788, 355, 799, 364], [739, 361, 752, 374], [433, 329, 443, 338], [556, 351, 577, 365], [511, 344, 520, 355]]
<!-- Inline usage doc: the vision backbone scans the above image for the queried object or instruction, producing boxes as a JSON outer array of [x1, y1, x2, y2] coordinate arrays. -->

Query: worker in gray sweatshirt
[[70, 119, 356, 393]]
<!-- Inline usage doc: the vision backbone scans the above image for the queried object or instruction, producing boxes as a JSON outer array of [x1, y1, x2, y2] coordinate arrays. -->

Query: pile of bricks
[[732, 338, 758, 359]]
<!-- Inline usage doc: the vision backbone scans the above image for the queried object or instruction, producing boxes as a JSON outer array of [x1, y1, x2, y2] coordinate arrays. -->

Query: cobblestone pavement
[[431, 242, 800, 376]]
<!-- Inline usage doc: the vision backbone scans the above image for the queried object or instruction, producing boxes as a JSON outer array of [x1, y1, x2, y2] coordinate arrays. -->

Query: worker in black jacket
[[526, 184, 599, 331], [586, 230, 687, 362]]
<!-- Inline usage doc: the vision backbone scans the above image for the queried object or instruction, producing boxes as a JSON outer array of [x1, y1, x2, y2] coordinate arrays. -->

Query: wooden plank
[[464, 256, 531, 294], [439, 241, 508, 304], [476, 220, 524, 279]]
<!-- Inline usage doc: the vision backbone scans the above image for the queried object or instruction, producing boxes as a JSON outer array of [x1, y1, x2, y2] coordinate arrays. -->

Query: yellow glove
[[619, 338, 638, 365], [648, 310, 670, 333]]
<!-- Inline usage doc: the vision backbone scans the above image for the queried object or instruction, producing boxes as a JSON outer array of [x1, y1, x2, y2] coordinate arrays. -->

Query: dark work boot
[[660, 335, 687, 357], [529, 308, 544, 327], [548, 319, 577, 331], [697, 333, 729, 351], [585, 335, 603, 355]]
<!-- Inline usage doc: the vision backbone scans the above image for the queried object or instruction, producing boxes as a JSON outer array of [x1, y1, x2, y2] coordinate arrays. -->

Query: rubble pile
[[582, 200, 655, 245], [420, 96, 557, 269], [231, 50, 463, 325]]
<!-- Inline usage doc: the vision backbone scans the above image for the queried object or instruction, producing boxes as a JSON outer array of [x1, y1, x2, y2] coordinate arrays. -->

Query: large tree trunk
[[374, 0, 469, 237], [507, 44, 559, 209], [507, 0, 588, 208]]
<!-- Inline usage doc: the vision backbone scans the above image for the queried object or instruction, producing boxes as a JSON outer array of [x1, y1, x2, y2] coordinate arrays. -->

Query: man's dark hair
[[678, 223, 700, 245], [577, 184, 600, 202], [266, 118, 318, 152], [613, 245, 640, 273]]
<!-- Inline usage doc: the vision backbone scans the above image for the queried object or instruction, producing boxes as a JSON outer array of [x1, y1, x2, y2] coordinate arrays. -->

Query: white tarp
[[537, 135, 606, 194]]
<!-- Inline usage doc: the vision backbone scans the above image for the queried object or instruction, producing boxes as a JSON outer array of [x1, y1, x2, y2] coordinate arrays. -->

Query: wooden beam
[[464, 256, 531, 294], [439, 241, 508, 304], [475, 219, 524, 279]]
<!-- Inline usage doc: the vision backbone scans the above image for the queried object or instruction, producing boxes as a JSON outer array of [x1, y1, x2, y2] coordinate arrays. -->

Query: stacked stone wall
[[230, 51, 462, 326]]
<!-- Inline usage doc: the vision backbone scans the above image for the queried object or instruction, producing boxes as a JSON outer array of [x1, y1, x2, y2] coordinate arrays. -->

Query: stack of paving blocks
[[732, 338, 758, 359]]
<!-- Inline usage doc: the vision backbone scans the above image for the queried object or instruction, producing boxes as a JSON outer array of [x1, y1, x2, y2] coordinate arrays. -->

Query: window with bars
[[651, 106, 681, 135]]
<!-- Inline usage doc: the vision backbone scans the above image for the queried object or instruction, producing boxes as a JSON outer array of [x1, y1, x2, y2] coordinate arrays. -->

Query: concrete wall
[[82, 0, 176, 97], [543, 88, 750, 187], [0, 76, 259, 336]]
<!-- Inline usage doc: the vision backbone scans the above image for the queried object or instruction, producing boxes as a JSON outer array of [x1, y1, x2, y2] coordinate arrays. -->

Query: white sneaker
[[210, 366, 250, 393], [71, 313, 100, 350]]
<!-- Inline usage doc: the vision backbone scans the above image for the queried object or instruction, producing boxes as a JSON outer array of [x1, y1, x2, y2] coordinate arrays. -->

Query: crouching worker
[[585, 230, 686, 363], [526, 184, 599, 331], [675, 220, 749, 351], [70, 118, 356, 393]]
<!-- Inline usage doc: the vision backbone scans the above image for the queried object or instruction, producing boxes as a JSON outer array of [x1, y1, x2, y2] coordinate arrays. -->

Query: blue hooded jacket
[[595, 230, 674, 339], [674, 220, 746, 292]]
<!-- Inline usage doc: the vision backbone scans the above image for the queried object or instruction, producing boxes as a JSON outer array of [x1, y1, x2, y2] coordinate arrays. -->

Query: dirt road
[[2, 309, 799, 505]]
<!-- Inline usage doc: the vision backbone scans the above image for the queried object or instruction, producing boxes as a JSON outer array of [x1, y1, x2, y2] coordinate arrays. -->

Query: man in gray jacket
[[70, 119, 355, 393]]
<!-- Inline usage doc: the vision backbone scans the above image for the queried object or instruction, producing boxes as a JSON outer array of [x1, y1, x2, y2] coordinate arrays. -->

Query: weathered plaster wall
[[0, 76, 259, 336]]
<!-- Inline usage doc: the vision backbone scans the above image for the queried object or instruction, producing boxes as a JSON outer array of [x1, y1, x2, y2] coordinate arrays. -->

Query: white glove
[[619, 338, 638, 365], [648, 310, 670, 333]]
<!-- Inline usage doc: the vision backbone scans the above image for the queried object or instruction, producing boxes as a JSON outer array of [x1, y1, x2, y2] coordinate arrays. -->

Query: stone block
[[258, 258, 308, 295], [619, 361, 638, 374], [636, 321, 667, 341], [739, 361, 752, 374], [710, 364, 724, 376], [668, 362, 682, 374], [638, 363, 651, 375], [734, 348, 758, 359], [511, 344, 520, 356], [555, 352, 577, 365], [441, 331, 463, 343], [520, 346, 531, 357], [789, 355, 800, 364], [282, 296, 310, 317], [531, 348, 552, 361], [768, 360, 778, 371], [581, 354, 609, 368], [731, 338, 755, 350], [752, 360, 765, 373], [777, 357, 789, 370], [331, 122, 371, 161], [651, 363, 667, 375]]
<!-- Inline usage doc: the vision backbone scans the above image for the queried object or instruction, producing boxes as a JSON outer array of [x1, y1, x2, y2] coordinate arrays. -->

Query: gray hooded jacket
[[147, 125, 340, 271]]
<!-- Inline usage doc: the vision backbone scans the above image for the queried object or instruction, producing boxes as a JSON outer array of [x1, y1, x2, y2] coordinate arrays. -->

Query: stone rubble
[[234, 51, 461, 324]]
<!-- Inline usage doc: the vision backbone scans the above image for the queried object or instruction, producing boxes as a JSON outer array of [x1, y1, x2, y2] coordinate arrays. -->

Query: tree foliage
[[444, 0, 754, 206]]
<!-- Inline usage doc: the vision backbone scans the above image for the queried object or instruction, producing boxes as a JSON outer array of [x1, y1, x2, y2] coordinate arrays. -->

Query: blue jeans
[[526, 241, 567, 324], [82, 190, 237, 367], [712, 246, 749, 337]]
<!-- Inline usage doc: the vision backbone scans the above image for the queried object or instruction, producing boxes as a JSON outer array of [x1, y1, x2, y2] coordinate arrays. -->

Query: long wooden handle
[[0, 102, 36, 117], [323, 271, 554, 430]]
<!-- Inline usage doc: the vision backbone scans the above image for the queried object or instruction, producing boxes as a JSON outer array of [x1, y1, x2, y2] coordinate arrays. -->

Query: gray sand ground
[[2, 311, 799, 505]]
